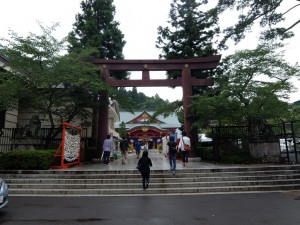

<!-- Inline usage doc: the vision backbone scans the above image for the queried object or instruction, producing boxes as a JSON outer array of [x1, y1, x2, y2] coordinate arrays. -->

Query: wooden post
[[181, 65, 192, 136], [182, 65, 197, 156], [97, 67, 109, 158]]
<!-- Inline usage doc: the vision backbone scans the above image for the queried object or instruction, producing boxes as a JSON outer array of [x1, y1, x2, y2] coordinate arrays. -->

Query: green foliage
[[0, 23, 106, 128], [157, 0, 219, 61], [118, 87, 170, 111], [128, 145, 133, 151], [156, 0, 219, 81], [68, 0, 127, 79], [158, 144, 163, 152], [192, 43, 300, 127], [197, 144, 250, 164], [118, 121, 127, 139], [220, 152, 250, 164], [198, 146, 214, 161], [216, 0, 296, 47], [0, 68, 24, 110], [1, 150, 55, 170]]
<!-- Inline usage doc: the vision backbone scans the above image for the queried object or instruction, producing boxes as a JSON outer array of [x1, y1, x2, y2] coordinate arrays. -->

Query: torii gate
[[89, 55, 221, 156]]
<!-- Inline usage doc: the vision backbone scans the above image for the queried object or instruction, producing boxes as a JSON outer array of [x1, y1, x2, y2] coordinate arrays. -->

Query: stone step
[[1, 169, 300, 178], [2, 165, 300, 196], [8, 184, 300, 196], [4, 174, 300, 184], [7, 178, 300, 189], [2, 165, 300, 174]]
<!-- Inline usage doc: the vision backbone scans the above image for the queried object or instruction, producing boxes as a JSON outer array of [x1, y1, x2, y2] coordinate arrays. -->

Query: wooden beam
[[86, 55, 221, 71]]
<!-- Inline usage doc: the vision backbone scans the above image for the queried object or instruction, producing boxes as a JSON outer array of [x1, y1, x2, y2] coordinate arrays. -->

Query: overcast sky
[[0, 0, 299, 103]]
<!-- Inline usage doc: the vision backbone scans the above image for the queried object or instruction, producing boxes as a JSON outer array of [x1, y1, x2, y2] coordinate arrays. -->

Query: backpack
[[168, 141, 177, 154], [120, 140, 128, 151]]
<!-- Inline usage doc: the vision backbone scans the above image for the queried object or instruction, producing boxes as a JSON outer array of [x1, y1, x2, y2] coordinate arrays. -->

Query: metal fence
[[210, 122, 300, 164], [279, 121, 300, 164], [0, 128, 88, 153], [0, 128, 15, 152]]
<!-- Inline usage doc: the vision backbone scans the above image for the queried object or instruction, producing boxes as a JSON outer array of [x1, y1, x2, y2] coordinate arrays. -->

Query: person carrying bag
[[179, 131, 191, 167]]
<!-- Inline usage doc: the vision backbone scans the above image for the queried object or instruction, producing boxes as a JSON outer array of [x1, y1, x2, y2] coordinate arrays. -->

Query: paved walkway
[[66, 148, 269, 171]]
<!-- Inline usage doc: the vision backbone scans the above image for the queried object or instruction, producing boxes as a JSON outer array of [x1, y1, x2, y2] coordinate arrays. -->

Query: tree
[[68, 0, 126, 79], [67, 0, 129, 148], [216, 0, 299, 48], [0, 23, 106, 145], [156, 0, 220, 80], [0, 67, 24, 111], [191, 43, 300, 127], [118, 121, 127, 139], [67, 0, 129, 100]]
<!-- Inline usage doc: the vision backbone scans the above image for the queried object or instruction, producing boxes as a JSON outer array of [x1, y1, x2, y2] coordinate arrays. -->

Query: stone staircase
[[1, 165, 300, 196]]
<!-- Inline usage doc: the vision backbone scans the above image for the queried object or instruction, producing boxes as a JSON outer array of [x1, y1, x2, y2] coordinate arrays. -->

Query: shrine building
[[115, 111, 181, 149]]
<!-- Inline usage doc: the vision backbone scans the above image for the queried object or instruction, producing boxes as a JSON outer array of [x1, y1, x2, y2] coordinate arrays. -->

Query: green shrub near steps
[[197, 145, 250, 164], [198, 146, 214, 161], [1, 150, 56, 170]]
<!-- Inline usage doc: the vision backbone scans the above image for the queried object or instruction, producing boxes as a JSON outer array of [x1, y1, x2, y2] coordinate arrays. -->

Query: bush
[[1, 150, 55, 170], [220, 151, 250, 164], [197, 146, 214, 161], [158, 144, 163, 153], [197, 144, 250, 164]]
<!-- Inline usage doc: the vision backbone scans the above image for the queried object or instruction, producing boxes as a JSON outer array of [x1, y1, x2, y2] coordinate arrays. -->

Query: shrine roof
[[115, 111, 181, 129]]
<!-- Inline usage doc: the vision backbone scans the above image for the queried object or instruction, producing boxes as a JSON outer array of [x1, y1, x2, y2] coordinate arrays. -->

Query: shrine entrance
[[89, 56, 221, 157]]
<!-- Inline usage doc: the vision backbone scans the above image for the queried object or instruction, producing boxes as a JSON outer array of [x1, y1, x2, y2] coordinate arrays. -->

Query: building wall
[[5, 109, 18, 128], [14, 102, 119, 139]]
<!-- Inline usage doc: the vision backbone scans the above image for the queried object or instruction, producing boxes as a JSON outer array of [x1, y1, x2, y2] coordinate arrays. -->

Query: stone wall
[[249, 142, 281, 163]]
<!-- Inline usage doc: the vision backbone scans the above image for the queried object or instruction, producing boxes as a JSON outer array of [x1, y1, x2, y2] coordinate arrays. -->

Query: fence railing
[[0, 128, 88, 153], [211, 124, 284, 141]]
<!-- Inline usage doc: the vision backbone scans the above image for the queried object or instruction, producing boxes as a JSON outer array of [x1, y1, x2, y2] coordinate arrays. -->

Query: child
[[137, 151, 153, 190]]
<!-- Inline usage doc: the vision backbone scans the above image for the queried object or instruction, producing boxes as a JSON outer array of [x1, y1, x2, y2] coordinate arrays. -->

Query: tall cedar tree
[[156, 0, 220, 81], [68, 0, 125, 60], [68, 0, 127, 80]]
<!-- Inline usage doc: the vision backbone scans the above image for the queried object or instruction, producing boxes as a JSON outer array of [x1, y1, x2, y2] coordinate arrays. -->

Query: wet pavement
[[3, 192, 300, 225], [66, 148, 261, 172]]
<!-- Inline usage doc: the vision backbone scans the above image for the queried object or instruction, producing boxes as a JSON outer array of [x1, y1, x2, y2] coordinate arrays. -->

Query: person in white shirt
[[178, 131, 191, 166], [102, 134, 114, 166]]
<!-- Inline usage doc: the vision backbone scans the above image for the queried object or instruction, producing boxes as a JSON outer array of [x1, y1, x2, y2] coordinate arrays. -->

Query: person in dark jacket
[[120, 137, 129, 164], [167, 136, 178, 175], [137, 150, 153, 190]]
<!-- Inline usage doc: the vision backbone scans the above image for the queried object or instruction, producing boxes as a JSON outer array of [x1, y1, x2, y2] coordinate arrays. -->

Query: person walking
[[102, 134, 114, 166], [134, 141, 141, 158], [137, 150, 153, 190], [167, 136, 178, 175], [178, 131, 191, 167], [120, 137, 128, 164]]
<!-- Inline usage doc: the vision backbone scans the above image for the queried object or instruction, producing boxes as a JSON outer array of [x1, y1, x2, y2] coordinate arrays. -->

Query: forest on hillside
[[117, 87, 170, 111]]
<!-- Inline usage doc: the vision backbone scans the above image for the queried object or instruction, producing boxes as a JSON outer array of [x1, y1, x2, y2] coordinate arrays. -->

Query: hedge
[[1, 150, 56, 170]]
